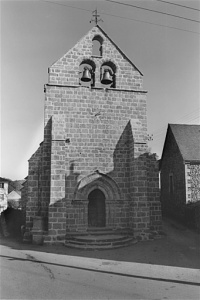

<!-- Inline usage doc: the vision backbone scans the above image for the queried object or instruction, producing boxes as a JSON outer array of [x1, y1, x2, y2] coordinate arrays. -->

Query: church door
[[88, 189, 105, 227]]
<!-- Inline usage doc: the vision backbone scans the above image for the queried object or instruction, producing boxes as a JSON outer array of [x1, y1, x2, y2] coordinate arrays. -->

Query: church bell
[[81, 68, 91, 82], [101, 69, 113, 85]]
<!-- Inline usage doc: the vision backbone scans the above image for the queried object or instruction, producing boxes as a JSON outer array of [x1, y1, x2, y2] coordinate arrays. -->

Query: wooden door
[[88, 189, 105, 227]]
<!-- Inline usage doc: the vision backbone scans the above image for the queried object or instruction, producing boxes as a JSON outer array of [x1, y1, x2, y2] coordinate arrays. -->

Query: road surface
[[0, 243, 199, 299]]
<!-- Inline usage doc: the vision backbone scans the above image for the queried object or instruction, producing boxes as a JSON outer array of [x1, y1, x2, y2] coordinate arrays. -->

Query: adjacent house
[[8, 180, 25, 194], [160, 124, 200, 220], [0, 178, 25, 212], [7, 190, 21, 209], [0, 177, 9, 213]]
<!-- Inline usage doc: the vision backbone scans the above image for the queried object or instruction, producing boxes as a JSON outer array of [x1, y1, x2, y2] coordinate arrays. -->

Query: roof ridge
[[96, 25, 143, 76]]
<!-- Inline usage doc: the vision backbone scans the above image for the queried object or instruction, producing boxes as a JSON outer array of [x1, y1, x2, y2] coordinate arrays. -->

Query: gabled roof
[[96, 25, 143, 76], [0, 177, 11, 183], [8, 180, 25, 193], [8, 190, 21, 200], [169, 124, 200, 162]]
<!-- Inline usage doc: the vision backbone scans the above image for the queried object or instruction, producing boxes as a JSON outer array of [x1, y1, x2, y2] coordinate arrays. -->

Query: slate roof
[[12, 180, 25, 190], [170, 124, 200, 162], [0, 177, 11, 183]]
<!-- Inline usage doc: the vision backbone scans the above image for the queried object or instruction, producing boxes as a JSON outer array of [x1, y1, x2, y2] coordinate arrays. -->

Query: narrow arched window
[[92, 35, 103, 57]]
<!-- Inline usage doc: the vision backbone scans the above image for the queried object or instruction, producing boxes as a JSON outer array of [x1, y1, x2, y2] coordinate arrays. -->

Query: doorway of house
[[88, 189, 105, 227]]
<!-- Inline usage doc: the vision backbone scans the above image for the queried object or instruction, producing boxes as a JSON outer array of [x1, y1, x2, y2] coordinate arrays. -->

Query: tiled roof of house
[[170, 124, 200, 162], [0, 177, 11, 183], [8, 180, 26, 193]]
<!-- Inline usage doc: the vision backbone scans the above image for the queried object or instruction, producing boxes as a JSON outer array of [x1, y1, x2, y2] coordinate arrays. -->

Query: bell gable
[[48, 25, 143, 90]]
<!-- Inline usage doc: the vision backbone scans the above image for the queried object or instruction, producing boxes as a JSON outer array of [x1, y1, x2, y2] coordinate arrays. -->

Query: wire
[[41, 0, 200, 35], [105, 0, 200, 23], [152, 112, 200, 135], [155, 0, 200, 12], [149, 109, 200, 139], [102, 11, 200, 34], [42, 0, 91, 12]]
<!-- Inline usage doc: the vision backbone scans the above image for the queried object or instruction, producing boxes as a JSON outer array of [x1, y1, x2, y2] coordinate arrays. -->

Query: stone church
[[24, 25, 162, 248]]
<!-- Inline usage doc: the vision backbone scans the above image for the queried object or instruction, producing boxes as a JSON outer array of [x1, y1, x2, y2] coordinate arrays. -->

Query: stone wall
[[21, 180, 28, 212], [190, 164, 200, 202], [147, 154, 162, 232], [185, 163, 200, 203], [26, 144, 43, 231], [160, 127, 186, 219]]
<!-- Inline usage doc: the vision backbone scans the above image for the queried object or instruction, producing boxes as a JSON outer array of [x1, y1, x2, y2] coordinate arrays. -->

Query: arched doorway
[[88, 189, 105, 227]]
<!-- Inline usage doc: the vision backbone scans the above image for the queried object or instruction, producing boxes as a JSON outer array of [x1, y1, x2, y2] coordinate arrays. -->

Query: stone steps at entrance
[[65, 228, 136, 250], [87, 227, 133, 236]]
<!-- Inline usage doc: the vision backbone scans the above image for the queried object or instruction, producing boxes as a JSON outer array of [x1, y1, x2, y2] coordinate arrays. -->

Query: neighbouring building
[[7, 190, 21, 209], [160, 124, 200, 220], [0, 177, 9, 213], [25, 25, 162, 247], [8, 180, 25, 194], [0, 177, 25, 213], [0, 177, 26, 237]]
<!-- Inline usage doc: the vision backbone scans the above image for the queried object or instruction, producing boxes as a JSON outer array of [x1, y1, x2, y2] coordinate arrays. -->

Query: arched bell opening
[[88, 189, 106, 227], [79, 60, 96, 87], [100, 61, 116, 88]]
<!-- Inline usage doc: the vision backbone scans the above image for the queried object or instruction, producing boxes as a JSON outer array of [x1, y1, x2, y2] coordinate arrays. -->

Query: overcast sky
[[1, 0, 200, 180]]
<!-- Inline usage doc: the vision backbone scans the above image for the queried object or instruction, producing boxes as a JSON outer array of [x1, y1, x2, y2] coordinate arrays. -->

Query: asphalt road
[[0, 243, 199, 300]]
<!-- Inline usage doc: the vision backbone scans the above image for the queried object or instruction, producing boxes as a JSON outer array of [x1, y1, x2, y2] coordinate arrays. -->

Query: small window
[[92, 35, 103, 57], [0, 183, 4, 188], [169, 174, 174, 195]]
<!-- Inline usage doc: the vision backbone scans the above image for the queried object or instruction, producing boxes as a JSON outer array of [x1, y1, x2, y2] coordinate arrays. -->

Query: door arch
[[88, 189, 105, 227]]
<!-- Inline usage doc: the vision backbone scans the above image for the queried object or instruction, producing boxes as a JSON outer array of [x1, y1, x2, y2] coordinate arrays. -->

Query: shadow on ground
[[1, 217, 199, 269]]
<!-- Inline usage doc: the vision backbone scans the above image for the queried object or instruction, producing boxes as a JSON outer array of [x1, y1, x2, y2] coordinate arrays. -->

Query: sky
[[1, 0, 200, 180]]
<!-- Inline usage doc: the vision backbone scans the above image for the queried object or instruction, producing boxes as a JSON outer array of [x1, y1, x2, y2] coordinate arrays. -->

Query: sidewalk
[[1, 217, 200, 269], [21, 249, 200, 285]]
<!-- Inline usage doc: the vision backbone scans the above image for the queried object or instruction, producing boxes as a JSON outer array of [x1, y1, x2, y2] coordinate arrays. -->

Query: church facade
[[25, 25, 162, 246]]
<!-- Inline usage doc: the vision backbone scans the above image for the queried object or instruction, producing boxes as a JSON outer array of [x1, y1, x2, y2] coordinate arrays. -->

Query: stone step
[[87, 227, 131, 232], [65, 238, 137, 250], [87, 227, 114, 231], [66, 228, 133, 237], [68, 234, 131, 243], [66, 237, 133, 246], [87, 230, 133, 236], [65, 233, 136, 250]]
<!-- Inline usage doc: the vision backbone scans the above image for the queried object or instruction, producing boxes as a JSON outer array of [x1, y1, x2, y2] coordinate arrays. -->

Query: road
[[0, 244, 199, 300]]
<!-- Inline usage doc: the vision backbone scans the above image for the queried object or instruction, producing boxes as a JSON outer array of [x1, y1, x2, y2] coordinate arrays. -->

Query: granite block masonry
[[25, 25, 162, 245]]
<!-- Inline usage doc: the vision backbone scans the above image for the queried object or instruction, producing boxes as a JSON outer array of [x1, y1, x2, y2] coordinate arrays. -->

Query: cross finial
[[90, 9, 103, 25]]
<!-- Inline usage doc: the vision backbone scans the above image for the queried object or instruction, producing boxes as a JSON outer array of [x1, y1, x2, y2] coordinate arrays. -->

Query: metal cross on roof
[[90, 9, 103, 25]]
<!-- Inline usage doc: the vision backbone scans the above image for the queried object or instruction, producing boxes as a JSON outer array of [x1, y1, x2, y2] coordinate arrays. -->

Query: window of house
[[169, 174, 174, 195], [0, 183, 4, 188]]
